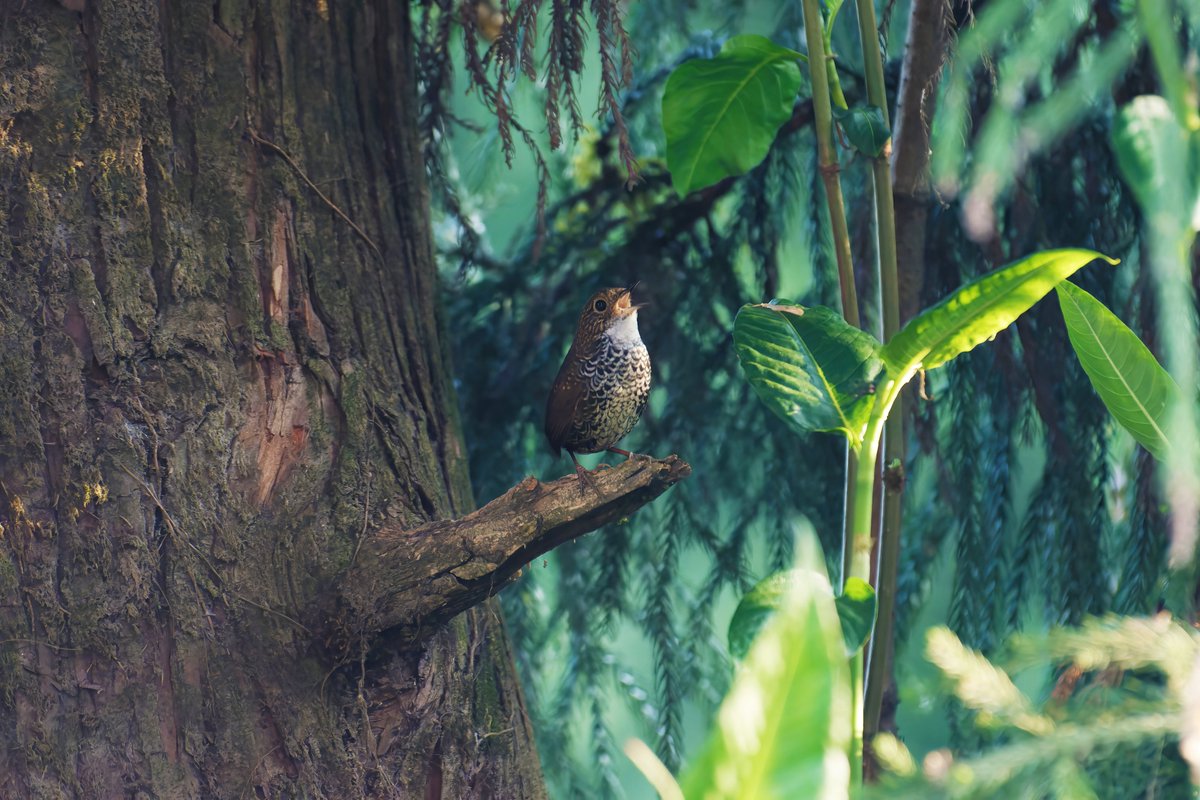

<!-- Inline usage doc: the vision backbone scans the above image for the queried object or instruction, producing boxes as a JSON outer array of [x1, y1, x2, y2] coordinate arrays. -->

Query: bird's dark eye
[[593, 299, 608, 312]]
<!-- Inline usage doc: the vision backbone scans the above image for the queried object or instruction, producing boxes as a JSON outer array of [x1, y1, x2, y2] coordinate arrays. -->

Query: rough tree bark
[[0, 2, 685, 797]]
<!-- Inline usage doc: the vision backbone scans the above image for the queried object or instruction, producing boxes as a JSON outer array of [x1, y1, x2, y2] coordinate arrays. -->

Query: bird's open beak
[[622, 282, 646, 311]]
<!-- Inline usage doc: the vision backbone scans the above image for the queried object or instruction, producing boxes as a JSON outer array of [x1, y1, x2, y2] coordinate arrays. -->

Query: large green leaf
[[1056, 281, 1178, 461], [683, 570, 851, 799], [881, 249, 1115, 376], [833, 105, 890, 157], [733, 303, 884, 449], [834, 577, 877, 654], [728, 571, 877, 660], [662, 35, 804, 197], [728, 570, 804, 662]]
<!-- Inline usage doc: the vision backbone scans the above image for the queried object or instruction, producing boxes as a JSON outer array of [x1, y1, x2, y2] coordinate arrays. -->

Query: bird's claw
[[574, 464, 604, 498]]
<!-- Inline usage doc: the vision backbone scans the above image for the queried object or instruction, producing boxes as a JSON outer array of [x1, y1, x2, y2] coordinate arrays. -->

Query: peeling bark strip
[[333, 456, 691, 645]]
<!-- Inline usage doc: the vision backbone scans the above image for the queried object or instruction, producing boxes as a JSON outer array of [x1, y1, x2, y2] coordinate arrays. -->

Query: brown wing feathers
[[545, 351, 585, 455]]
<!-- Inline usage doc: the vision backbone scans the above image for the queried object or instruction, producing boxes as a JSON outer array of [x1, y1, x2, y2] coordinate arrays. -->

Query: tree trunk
[[0, 1, 548, 796]]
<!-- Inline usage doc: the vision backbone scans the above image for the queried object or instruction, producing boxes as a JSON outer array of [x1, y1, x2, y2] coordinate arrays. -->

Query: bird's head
[[574, 284, 644, 344]]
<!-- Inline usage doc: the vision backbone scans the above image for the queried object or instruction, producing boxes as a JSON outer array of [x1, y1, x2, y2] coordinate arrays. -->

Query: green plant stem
[[853, 376, 911, 585], [843, 447, 858, 584], [850, 370, 913, 781], [852, 2, 899, 337], [851, 427, 883, 595], [827, 61, 850, 110], [821, 8, 850, 110], [801, 0, 859, 332], [866, 445, 902, 748], [822, 0, 850, 110], [848, 647, 865, 781], [851, 0, 904, 748], [802, 0, 864, 783], [800, 0, 860, 595], [846, 407, 883, 787]]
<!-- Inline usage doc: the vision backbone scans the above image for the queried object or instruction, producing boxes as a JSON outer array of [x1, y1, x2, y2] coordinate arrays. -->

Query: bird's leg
[[606, 446, 651, 461], [569, 451, 604, 497]]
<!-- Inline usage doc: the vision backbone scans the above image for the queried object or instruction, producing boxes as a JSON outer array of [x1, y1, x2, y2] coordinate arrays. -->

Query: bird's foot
[[606, 446, 652, 461], [574, 462, 604, 498]]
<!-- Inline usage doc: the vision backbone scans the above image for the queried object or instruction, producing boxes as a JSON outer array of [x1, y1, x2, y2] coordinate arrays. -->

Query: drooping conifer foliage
[[414, 0, 1182, 794]]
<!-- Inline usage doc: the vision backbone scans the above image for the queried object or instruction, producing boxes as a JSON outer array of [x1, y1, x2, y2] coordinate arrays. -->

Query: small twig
[[356, 639, 398, 793], [0, 637, 81, 652], [239, 744, 282, 800], [477, 727, 515, 742], [246, 126, 384, 262], [350, 467, 373, 569], [357, 642, 376, 758], [228, 591, 311, 634]]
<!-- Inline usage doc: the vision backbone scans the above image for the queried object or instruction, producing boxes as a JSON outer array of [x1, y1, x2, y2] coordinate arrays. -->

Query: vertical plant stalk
[[800, 0, 861, 581], [822, 2, 851, 112], [801, 0, 864, 783], [846, 367, 913, 783], [869, 0, 951, 746], [801, 0, 861, 574], [852, 0, 905, 748], [801, 0, 860, 332]]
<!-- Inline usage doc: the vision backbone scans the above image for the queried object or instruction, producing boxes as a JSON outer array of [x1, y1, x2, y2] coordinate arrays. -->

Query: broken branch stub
[[328, 455, 691, 648]]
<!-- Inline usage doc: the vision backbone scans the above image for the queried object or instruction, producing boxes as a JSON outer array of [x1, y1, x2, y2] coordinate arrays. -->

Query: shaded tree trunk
[[0, 1, 548, 796]]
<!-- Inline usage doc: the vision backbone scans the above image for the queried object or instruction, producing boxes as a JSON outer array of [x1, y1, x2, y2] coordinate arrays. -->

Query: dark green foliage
[[1087, 737, 1191, 800], [894, 477, 954, 646], [644, 502, 684, 769], [416, 0, 1181, 792], [902, 98, 1145, 643], [432, 84, 851, 793], [946, 346, 1008, 656], [1114, 448, 1169, 615]]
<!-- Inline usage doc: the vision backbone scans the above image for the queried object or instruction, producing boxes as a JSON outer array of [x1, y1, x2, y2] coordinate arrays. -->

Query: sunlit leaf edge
[[1056, 281, 1178, 461], [881, 248, 1116, 377]]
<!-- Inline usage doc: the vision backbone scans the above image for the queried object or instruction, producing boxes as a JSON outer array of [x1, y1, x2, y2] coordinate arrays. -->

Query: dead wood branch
[[327, 455, 691, 649]]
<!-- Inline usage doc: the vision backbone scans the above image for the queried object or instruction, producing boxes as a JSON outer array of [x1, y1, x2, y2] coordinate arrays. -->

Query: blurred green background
[[420, 0, 1187, 795]]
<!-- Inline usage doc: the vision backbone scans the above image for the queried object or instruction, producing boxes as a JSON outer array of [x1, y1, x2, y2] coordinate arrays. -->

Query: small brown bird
[[545, 285, 651, 488]]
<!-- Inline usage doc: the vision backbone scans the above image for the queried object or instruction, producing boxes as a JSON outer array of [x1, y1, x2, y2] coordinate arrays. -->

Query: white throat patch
[[605, 310, 643, 347]]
